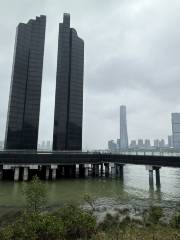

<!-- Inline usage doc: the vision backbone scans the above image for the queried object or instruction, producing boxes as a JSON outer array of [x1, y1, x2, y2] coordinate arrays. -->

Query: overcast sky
[[0, 0, 180, 149]]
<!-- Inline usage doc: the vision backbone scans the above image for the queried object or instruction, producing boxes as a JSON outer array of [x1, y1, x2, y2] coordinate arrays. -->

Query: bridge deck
[[0, 151, 180, 167]]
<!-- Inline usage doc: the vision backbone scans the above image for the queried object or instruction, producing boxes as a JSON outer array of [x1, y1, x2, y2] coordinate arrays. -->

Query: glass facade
[[4, 15, 46, 150], [172, 113, 180, 149], [53, 13, 84, 151]]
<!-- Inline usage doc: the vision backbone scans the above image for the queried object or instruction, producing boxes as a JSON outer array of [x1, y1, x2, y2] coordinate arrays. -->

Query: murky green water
[[0, 165, 180, 211]]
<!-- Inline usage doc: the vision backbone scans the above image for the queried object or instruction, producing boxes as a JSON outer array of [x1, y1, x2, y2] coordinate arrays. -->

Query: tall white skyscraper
[[172, 113, 180, 149], [120, 105, 128, 149]]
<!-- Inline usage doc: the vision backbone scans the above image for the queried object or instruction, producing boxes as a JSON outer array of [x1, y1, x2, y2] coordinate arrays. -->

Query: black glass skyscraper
[[53, 13, 84, 151], [4, 15, 46, 150]]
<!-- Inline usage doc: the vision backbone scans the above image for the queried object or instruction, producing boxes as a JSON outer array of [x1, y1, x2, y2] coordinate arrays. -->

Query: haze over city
[[1, 0, 180, 150]]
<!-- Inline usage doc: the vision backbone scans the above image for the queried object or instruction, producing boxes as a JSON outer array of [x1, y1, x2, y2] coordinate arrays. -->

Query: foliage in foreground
[[1, 208, 180, 240], [23, 175, 47, 213], [0, 205, 96, 240]]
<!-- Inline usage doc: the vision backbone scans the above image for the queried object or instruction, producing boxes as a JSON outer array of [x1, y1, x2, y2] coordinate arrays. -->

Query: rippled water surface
[[0, 165, 180, 210]]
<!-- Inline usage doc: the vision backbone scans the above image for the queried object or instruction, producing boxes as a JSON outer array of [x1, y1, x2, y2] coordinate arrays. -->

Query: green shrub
[[171, 213, 180, 228], [57, 203, 96, 239], [148, 206, 163, 224], [23, 175, 47, 213], [98, 213, 121, 233], [0, 213, 64, 240], [83, 193, 96, 212]]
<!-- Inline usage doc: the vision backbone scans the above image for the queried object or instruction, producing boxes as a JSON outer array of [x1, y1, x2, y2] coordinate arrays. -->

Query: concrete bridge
[[0, 150, 180, 187]]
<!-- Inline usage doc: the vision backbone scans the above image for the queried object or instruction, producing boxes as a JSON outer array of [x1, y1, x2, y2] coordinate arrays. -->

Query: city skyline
[[1, 1, 180, 149]]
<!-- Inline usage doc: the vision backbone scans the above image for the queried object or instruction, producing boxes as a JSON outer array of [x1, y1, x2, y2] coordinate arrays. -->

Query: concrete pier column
[[75, 164, 79, 177], [23, 167, 29, 181], [0, 166, 3, 180], [155, 168, 161, 188], [119, 165, 124, 180], [14, 167, 20, 181], [115, 164, 118, 175], [104, 163, 109, 176], [79, 164, 85, 177], [111, 167, 116, 176], [96, 164, 99, 176], [45, 167, 50, 180], [93, 164, 99, 176], [51, 165, 57, 180], [69, 167, 73, 177], [146, 166, 154, 187], [149, 170, 154, 187], [92, 164, 95, 176], [51, 169, 56, 180], [84, 164, 89, 177], [100, 164, 104, 176], [110, 163, 115, 177], [62, 167, 65, 177]]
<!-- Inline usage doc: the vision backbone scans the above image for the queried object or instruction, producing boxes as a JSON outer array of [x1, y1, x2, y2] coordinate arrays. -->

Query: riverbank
[[1, 203, 180, 239], [1, 176, 180, 239]]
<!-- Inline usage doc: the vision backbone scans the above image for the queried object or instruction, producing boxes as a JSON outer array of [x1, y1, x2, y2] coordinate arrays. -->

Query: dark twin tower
[[4, 13, 84, 151]]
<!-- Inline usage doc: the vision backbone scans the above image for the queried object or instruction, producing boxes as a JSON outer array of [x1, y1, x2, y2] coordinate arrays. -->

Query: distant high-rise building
[[0, 141, 4, 150], [46, 140, 51, 150], [159, 139, 165, 148], [172, 113, 180, 149], [53, 13, 84, 151], [4, 15, 46, 150], [168, 135, 173, 148], [108, 140, 117, 152], [42, 141, 46, 149], [120, 105, 128, 149], [117, 139, 120, 151], [130, 140, 136, 149], [137, 139, 144, 149], [144, 139, 151, 148], [154, 139, 159, 148], [38, 140, 52, 150]]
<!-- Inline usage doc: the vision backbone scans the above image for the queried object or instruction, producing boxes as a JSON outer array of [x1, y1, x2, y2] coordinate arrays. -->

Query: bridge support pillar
[[100, 164, 103, 176], [0, 166, 3, 180], [69, 166, 73, 177], [114, 164, 124, 179], [149, 170, 154, 187], [51, 165, 57, 180], [146, 166, 154, 187], [14, 167, 19, 181], [23, 167, 28, 181], [110, 163, 115, 177], [52, 169, 56, 180], [104, 163, 109, 176], [84, 164, 89, 177], [119, 164, 124, 180], [75, 164, 79, 177], [61, 167, 65, 177], [45, 167, 50, 180], [79, 164, 85, 177], [92, 164, 99, 176], [155, 167, 161, 188]]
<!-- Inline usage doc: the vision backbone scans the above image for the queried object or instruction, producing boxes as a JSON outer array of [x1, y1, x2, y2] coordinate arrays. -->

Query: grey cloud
[[1, 0, 180, 149]]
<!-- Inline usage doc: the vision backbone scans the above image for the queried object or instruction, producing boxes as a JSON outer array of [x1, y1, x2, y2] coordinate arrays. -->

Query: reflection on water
[[0, 165, 180, 208]]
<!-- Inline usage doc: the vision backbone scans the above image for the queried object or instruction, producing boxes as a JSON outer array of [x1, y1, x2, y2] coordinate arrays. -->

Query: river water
[[0, 165, 180, 217]]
